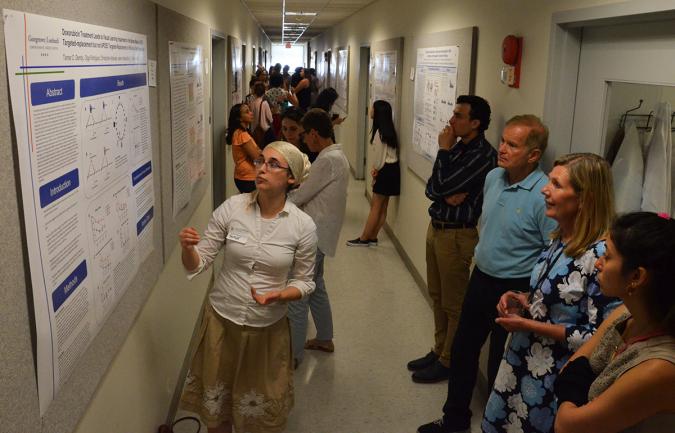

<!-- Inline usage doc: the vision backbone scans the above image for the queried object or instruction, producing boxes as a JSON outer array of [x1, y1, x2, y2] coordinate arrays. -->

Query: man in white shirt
[[288, 108, 350, 367]]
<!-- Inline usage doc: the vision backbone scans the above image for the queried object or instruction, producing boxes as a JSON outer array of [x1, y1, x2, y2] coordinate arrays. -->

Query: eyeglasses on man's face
[[253, 157, 289, 171]]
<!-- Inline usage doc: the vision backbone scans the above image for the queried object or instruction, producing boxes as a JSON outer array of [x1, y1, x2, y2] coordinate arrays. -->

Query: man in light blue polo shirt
[[418, 115, 557, 433]]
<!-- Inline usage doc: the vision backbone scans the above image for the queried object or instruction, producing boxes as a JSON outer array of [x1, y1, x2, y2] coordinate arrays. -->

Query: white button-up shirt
[[187, 193, 317, 327], [288, 143, 350, 257]]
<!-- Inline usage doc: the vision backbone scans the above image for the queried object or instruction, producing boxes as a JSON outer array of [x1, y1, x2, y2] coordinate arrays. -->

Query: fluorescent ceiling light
[[285, 11, 317, 16]]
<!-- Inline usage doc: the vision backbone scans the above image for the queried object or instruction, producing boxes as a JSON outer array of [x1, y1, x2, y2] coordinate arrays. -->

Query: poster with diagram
[[407, 28, 476, 181], [169, 41, 206, 217], [371, 50, 398, 112], [335, 47, 349, 115], [3, 9, 155, 414], [412, 46, 459, 161]]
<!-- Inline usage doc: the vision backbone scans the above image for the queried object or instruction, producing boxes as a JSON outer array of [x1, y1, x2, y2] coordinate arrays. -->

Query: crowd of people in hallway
[[175, 63, 675, 433]]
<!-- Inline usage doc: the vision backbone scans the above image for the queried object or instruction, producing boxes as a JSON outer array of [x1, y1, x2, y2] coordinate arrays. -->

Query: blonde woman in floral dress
[[179, 142, 316, 433], [482, 153, 622, 433]]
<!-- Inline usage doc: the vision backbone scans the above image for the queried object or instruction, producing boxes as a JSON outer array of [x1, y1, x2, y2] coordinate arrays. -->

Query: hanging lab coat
[[613, 122, 644, 213], [641, 101, 672, 214]]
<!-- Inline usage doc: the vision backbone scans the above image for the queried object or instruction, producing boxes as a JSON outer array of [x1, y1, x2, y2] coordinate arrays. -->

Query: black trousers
[[442, 267, 530, 429]]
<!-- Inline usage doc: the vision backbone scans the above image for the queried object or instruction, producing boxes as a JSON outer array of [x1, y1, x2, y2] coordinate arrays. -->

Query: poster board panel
[[169, 41, 207, 218], [228, 36, 244, 107], [335, 46, 349, 115], [4, 7, 157, 416], [370, 37, 404, 130], [0, 1, 162, 432], [157, 6, 211, 262], [407, 27, 477, 181]]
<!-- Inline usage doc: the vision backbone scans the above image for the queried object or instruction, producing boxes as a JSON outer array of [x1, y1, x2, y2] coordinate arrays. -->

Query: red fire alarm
[[500, 35, 522, 88]]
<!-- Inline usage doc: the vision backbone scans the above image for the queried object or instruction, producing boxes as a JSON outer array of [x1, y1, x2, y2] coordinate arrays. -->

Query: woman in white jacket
[[347, 100, 400, 247]]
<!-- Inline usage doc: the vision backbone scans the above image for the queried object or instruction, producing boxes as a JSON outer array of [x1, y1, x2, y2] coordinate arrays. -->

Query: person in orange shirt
[[226, 103, 261, 193]]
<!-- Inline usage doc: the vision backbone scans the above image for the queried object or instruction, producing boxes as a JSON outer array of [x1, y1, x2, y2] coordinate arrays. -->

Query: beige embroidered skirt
[[180, 303, 294, 432]]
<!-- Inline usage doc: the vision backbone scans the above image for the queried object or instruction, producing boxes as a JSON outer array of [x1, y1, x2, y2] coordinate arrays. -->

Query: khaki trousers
[[425, 222, 478, 367]]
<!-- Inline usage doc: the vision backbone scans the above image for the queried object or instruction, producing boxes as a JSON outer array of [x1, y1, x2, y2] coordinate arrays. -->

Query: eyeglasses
[[253, 157, 289, 171]]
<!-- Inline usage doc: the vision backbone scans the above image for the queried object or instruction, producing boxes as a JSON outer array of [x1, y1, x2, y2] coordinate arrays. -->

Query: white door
[[571, 19, 675, 156]]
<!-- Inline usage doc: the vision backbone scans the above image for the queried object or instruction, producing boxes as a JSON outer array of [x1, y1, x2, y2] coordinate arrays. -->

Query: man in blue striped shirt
[[408, 95, 497, 383]]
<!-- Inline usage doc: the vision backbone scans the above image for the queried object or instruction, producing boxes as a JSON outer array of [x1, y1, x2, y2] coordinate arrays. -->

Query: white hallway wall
[[312, 0, 627, 285], [72, 1, 269, 432]]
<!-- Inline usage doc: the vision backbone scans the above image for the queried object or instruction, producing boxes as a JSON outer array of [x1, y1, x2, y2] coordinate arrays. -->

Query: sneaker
[[346, 237, 370, 247], [417, 418, 468, 433], [412, 360, 451, 383], [368, 238, 378, 246], [407, 350, 439, 371]]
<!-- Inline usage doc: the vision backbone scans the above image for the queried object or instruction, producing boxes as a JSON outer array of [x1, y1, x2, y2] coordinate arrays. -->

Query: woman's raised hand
[[179, 227, 201, 249]]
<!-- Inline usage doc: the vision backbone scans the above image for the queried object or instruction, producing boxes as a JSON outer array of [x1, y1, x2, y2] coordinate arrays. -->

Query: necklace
[[612, 328, 668, 360]]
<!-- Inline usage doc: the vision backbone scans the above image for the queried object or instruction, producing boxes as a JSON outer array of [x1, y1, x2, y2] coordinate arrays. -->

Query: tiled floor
[[176, 177, 487, 433]]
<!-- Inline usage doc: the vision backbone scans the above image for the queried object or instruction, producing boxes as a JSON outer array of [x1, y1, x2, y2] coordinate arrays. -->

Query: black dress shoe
[[412, 360, 450, 383], [417, 418, 468, 433], [407, 350, 439, 371]]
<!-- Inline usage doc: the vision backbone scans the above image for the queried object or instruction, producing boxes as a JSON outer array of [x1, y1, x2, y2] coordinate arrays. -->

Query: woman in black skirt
[[347, 100, 400, 247]]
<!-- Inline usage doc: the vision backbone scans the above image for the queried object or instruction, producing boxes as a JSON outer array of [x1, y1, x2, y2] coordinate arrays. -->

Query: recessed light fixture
[[285, 11, 317, 16]]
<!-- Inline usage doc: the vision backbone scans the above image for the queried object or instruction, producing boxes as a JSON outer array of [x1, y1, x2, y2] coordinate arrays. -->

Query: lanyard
[[532, 238, 565, 297]]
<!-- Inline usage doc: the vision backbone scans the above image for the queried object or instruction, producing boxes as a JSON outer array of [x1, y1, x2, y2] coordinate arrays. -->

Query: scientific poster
[[230, 37, 243, 105], [335, 47, 349, 114], [372, 50, 398, 111], [412, 46, 459, 160], [330, 49, 337, 87], [319, 52, 326, 85], [3, 9, 154, 414], [169, 41, 206, 217]]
